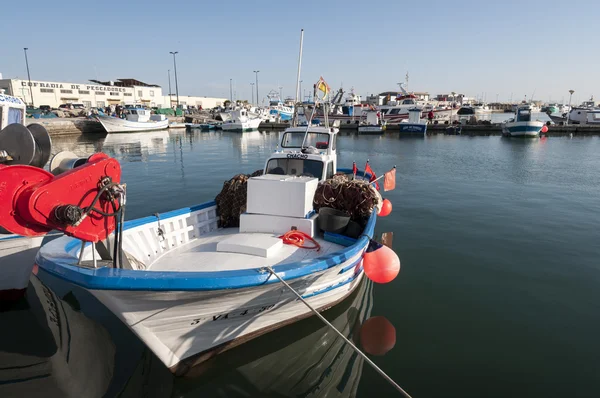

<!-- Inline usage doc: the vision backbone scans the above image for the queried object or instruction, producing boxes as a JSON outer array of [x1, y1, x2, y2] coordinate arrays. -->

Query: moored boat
[[96, 108, 169, 133], [501, 104, 544, 137], [221, 109, 262, 131], [33, 80, 397, 374], [358, 109, 385, 134], [399, 107, 427, 135]]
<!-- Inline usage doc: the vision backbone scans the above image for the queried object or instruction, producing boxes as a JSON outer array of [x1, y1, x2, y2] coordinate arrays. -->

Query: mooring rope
[[263, 266, 413, 398]]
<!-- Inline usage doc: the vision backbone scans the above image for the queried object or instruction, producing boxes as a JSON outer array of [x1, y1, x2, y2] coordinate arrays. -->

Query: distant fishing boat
[[358, 109, 385, 134], [399, 107, 427, 135], [221, 109, 262, 131], [96, 108, 169, 133], [502, 104, 544, 137]]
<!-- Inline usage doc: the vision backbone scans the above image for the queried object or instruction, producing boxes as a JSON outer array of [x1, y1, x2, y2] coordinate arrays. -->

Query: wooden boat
[[36, 115, 384, 374], [96, 108, 169, 133]]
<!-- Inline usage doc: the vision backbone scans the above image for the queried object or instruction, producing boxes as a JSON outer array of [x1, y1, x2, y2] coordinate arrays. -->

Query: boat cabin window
[[266, 158, 324, 179], [8, 107, 23, 125], [402, 99, 415, 105], [517, 110, 531, 122], [281, 131, 330, 149], [389, 109, 401, 115]]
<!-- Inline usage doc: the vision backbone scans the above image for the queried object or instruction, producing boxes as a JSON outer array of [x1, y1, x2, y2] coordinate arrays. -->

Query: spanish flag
[[316, 77, 330, 99]]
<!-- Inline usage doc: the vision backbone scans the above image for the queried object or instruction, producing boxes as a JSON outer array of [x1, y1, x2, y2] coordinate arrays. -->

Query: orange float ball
[[360, 316, 396, 356], [541, 125, 548, 133], [378, 199, 392, 217], [363, 240, 400, 284]]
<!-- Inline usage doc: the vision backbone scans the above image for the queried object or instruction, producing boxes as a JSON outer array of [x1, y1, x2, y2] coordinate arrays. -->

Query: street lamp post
[[250, 82, 255, 105], [566, 89, 575, 125], [450, 91, 456, 123], [169, 51, 180, 108], [23, 48, 34, 107], [168, 69, 173, 108], [253, 70, 260, 105], [229, 79, 233, 103]]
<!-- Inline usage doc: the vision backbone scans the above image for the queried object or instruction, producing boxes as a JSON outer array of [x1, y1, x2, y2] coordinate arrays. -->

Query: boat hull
[[358, 125, 384, 134], [501, 121, 543, 137], [0, 235, 44, 301], [399, 123, 427, 134], [96, 116, 169, 133], [221, 118, 262, 131]]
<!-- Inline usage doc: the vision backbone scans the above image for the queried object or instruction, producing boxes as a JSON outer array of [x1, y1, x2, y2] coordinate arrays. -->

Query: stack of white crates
[[240, 175, 319, 237]]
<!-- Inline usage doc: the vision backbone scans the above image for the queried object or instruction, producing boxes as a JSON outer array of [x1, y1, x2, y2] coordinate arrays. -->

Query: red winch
[[0, 152, 122, 242]]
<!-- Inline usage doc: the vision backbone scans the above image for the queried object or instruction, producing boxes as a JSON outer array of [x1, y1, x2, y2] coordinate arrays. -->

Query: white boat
[[0, 92, 52, 302], [221, 109, 262, 131], [0, 276, 115, 397], [501, 104, 544, 137], [96, 108, 169, 133], [549, 108, 600, 125], [36, 113, 388, 374], [358, 110, 385, 134], [267, 92, 294, 121]]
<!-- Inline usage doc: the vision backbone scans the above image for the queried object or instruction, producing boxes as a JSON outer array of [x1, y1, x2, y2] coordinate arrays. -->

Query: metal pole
[[250, 83, 255, 105], [168, 70, 172, 108], [300, 80, 303, 102], [295, 29, 304, 103], [254, 70, 260, 106], [23, 48, 34, 107], [230, 79, 233, 103], [566, 90, 574, 125], [263, 266, 413, 398], [170, 51, 179, 107]]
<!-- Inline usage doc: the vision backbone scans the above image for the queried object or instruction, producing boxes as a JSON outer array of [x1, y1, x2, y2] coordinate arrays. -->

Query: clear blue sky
[[2, 0, 597, 104]]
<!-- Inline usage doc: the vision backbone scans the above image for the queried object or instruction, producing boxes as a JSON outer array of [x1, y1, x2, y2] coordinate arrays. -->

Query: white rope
[[263, 266, 413, 398]]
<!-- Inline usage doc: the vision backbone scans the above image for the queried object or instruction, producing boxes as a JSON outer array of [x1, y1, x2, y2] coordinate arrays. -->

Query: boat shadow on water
[[173, 277, 374, 397]]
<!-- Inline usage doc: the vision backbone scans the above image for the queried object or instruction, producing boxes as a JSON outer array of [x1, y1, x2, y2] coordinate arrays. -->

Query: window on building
[[149, 90, 154, 97], [96, 92, 105, 95], [124, 93, 132, 97], [97, 101, 105, 107], [40, 88, 54, 93], [137, 90, 142, 97], [82, 101, 92, 108], [110, 92, 119, 96], [61, 89, 73, 94], [79, 90, 90, 95]]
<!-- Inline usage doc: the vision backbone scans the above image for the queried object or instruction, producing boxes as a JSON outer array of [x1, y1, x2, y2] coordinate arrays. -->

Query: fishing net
[[313, 174, 381, 223], [215, 170, 264, 228]]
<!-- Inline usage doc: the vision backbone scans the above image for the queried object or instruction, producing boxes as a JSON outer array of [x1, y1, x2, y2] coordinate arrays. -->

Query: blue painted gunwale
[[36, 199, 376, 292]]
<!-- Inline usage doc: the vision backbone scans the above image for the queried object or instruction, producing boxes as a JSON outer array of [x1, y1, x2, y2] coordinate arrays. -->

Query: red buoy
[[378, 199, 392, 217], [541, 125, 548, 133], [360, 316, 396, 355], [363, 240, 400, 283]]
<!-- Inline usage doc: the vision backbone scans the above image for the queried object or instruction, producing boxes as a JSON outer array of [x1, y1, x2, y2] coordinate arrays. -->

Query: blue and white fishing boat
[[399, 107, 427, 135], [502, 104, 544, 137], [35, 91, 391, 374], [267, 93, 294, 121]]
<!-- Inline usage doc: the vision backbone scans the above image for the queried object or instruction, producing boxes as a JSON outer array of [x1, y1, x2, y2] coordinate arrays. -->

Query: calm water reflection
[[2, 130, 599, 397]]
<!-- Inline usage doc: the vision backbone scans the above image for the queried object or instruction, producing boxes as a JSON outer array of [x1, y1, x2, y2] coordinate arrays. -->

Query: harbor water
[[3, 130, 600, 397]]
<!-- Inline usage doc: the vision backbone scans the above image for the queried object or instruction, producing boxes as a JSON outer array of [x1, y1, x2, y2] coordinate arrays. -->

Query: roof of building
[[88, 78, 160, 88]]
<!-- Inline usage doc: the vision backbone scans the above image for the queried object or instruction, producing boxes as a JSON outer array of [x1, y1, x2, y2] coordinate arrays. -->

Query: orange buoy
[[541, 125, 548, 133], [363, 240, 400, 284], [378, 199, 392, 217], [360, 316, 396, 355]]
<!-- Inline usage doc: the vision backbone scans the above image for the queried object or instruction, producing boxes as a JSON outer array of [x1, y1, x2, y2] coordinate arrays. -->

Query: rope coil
[[280, 230, 321, 251]]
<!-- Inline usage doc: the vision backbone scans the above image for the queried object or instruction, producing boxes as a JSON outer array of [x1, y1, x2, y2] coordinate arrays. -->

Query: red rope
[[280, 230, 321, 251]]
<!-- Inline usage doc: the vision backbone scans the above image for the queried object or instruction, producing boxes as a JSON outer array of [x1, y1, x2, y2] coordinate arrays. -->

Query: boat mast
[[295, 29, 304, 104]]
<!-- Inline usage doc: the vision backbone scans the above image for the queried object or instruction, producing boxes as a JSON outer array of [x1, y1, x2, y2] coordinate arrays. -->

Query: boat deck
[[148, 228, 344, 272]]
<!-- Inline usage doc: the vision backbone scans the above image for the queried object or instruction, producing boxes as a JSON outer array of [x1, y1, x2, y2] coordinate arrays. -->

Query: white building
[[0, 77, 227, 110]]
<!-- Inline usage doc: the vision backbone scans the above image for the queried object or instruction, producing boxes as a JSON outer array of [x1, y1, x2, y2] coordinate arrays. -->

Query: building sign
[[21, 80, 130, 93]]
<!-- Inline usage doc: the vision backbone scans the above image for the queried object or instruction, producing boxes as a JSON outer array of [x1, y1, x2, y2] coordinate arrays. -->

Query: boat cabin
[[264, 127, 337, 181], [0, 92, 26, 130], [515, 105, 532, 122], [126, 108, 151, 123]]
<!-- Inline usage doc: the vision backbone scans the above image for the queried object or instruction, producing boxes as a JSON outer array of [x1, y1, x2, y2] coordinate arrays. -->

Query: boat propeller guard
[[0, 152, 122, 242]]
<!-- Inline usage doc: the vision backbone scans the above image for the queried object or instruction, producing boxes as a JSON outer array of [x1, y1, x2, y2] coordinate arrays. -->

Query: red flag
[[365, 162, 380, 190], [384, 167, 396, 191], [352, 161, 357, 176]]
